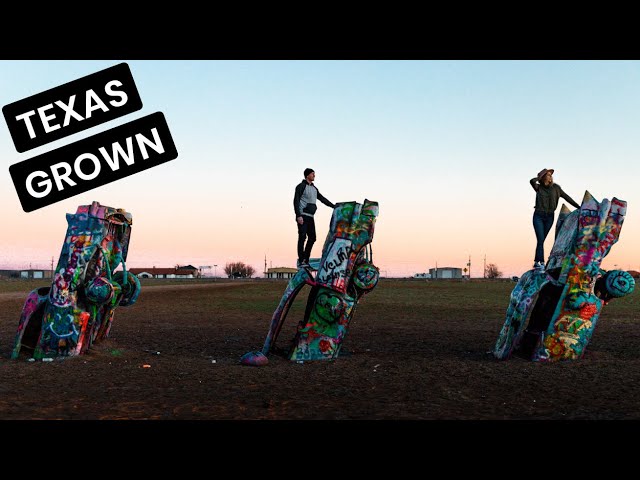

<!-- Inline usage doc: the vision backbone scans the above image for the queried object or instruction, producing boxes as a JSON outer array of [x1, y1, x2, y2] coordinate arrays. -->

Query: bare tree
[[224, 262, 256, 278], [485, 263, 502, 279]]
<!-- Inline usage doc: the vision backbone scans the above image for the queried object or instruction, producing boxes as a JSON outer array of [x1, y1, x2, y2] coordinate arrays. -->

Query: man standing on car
[[294, 168, 335, 268]]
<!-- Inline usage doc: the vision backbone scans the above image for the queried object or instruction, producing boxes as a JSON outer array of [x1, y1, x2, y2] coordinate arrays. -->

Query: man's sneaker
[[534, 261, 545, 270], [300, 260, 310, 268]]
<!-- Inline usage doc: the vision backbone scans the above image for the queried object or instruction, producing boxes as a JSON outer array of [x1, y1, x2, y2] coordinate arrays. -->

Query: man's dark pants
[[297, 215, 316, 263], [533, 210, 554, 263]]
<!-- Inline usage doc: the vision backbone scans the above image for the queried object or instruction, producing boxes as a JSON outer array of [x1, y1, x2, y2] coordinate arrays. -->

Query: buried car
[[12, 201, 140, 360], [494, 191, 635, 362], [241, 199, 379, 365]]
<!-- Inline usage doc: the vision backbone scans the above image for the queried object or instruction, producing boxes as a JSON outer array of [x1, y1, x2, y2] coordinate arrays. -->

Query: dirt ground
[[0, 278, 639, 420]]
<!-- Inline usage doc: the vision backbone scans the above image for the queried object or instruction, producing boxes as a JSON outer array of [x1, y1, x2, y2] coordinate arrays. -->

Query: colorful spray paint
[[494, 191, 635, 362], [241, 199, 379, 366], [12, 201, 141, 360]]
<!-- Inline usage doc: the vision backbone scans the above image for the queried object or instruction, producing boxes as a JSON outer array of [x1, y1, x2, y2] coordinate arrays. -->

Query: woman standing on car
[[530, 168, 581, 269]]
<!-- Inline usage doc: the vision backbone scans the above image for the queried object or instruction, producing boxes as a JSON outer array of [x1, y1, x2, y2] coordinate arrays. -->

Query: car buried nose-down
[[12, 201, 141, 360]]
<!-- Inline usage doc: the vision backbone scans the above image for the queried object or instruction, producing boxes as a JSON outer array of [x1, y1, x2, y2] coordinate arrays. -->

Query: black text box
[[10, 112, 178, 212], [3, 63, 143, 152]]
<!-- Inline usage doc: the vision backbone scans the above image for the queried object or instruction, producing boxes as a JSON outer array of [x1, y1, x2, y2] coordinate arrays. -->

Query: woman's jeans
[[533, 210, 554, 263]]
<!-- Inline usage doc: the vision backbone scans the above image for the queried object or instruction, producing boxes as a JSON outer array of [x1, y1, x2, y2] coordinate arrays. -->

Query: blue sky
[[1, 61, 639, 277]]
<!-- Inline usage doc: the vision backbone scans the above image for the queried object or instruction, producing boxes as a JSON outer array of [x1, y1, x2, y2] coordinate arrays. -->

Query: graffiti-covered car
[[494, 191, 635, 362], [241, 199, 379, 365], [12, 201, 141, 360]]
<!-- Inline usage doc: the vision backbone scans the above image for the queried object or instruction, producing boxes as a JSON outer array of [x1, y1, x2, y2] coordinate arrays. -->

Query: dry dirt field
[[0, 278, 638, 420]]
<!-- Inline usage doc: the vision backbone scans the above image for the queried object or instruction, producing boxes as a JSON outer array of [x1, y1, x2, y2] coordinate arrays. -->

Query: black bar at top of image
[[2, 63, 143, 153], [9, 112, 178, 212]]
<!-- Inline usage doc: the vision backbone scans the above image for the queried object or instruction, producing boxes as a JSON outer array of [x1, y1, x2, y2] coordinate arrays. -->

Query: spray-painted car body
[[12, 201, 140, 359], [242, 199, 379, 365], [494, 191, 635, 362]]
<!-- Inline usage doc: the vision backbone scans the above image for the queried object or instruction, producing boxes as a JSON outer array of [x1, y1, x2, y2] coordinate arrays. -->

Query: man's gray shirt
[[293, 180, 335, 218]]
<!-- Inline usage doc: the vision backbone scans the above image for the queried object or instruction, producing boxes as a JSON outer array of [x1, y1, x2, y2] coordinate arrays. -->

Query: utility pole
[[483, 254, 486, 279], [50, 256, 54, 278], [264, 254, 267, 276], [467, 255, 471, 279]]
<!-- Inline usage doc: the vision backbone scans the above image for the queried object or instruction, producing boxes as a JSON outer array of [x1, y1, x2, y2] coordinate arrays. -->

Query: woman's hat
[[537, 168, 554, 180]]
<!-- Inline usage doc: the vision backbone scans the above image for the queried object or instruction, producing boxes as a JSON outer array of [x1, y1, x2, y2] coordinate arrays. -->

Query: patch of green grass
[[2, 277, 637, 320], [138, 278, 241, 286], [0, 280, 49, 293]]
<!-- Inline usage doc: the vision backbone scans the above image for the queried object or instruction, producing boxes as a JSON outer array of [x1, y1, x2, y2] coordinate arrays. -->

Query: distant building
[[428, 267, 463, 279], [265, 267, 298, 279], [414, 272, 431, 279], [129, 267, 198, 279], [177, 265, 200, 277], [0, 269, 52, 279]]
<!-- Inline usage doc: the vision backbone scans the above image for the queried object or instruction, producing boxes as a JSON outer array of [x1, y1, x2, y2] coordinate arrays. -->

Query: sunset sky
[[1, 60, 639, 278]]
